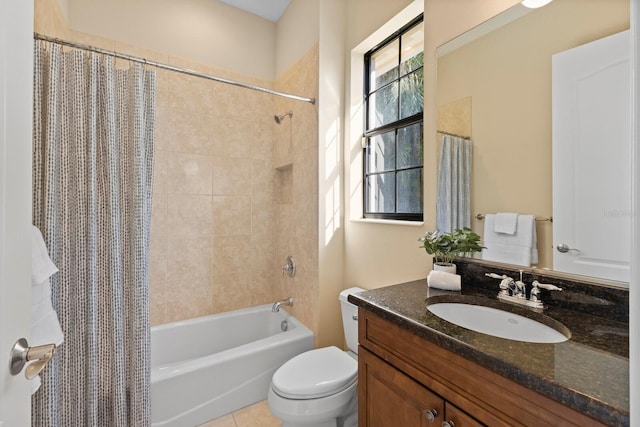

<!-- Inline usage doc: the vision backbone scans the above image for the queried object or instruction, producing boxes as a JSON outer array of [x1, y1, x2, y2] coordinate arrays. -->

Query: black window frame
[[363, 14, 424, 222]]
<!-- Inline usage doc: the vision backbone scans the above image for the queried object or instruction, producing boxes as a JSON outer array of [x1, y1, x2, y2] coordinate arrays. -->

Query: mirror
[[436, 0, 630, 283]]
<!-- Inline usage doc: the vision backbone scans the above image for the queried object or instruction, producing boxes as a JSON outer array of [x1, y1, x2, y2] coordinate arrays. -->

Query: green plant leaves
[[418, 227, 483, 265]]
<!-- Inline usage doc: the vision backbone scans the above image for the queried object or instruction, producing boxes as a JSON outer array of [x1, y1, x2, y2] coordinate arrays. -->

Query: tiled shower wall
[[273, 46, 320, 337], [35, 0, 321, 333], [150, 61, 279, 324]]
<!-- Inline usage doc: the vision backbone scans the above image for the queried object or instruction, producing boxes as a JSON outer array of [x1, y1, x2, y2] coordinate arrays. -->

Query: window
[[363, 16, 424, 221]]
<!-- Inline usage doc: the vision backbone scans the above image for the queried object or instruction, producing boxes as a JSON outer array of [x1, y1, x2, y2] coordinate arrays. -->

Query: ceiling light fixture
[[521, 0, 553, 8]]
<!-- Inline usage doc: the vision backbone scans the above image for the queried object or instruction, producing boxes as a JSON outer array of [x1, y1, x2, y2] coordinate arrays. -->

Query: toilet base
[[281, 421, 336, 427], [267, 382, 358, 427]]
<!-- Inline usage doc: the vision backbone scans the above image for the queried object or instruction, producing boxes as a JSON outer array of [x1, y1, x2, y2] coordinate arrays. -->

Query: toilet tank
[[339, 287, 365, 354]]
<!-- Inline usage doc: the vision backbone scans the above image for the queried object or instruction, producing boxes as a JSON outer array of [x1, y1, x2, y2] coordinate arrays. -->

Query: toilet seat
[[271, 346, 358, 399]]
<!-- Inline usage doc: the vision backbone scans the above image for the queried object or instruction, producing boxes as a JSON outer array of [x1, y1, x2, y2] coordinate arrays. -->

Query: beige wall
[[437, 0, 629, 269], [276, 0, 319, 77], [346, 0, 415, 49], [316, 0, 348, 349], [65, 0, 277, 81]]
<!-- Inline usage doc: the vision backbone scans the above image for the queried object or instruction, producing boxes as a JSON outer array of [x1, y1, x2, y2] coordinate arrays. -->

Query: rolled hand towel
[[427, 270, 461, 291]]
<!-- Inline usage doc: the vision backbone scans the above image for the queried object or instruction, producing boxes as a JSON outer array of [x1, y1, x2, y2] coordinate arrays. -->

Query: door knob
[[556, 243, 580, 254], [10, 338, 56, 380]]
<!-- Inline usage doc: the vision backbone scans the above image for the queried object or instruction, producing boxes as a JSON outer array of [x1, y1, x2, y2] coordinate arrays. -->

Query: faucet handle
[[532, 281, 562, 292], [485, 272, 508, 279]]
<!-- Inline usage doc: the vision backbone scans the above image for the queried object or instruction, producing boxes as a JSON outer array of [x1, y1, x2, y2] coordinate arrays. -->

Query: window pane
[[369, 40, 399, 91], [366, 132, 396, 173], [400, 68, 423, 119], [400, 22, 424, 76], [368, 82, 399, 129], [366, 173, 395, 213], [397, 123, 423, 169], [397, 169, 423, 213]]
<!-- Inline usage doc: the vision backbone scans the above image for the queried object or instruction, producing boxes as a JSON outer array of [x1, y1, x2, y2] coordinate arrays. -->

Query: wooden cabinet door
[[359, 347, 443, 427], [444, 402, 485, 427]]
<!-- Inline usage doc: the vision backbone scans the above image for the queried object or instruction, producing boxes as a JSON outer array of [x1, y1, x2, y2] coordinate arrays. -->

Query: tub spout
[[272, 297, 293, 312]]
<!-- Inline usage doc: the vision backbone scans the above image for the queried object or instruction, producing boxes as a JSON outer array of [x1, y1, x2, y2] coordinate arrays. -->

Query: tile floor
[[198, 400, 281, 427]]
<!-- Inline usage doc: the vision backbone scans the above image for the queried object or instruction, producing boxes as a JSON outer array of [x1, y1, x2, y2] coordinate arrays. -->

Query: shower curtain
[[31, 41, 156, 426], [436, 134, 472, 233]]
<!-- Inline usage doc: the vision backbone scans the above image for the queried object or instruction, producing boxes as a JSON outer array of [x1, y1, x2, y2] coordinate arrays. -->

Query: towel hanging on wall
[[481, 214, 538, 266]]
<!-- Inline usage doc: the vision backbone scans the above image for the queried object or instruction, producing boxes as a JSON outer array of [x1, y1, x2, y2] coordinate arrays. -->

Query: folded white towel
[[30, 225, 63, 394], [427, 270, 461, 291], [494, 212, 518, 235], [482, 214, 538, 267]]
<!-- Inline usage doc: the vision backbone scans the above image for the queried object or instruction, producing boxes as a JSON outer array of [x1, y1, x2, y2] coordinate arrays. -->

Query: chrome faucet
[[486, 272, 562, 311], [272, 297, 293, 313]]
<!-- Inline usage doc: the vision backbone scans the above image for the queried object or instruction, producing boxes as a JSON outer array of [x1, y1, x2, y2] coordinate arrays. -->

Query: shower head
[[274, 111, 293, 124]]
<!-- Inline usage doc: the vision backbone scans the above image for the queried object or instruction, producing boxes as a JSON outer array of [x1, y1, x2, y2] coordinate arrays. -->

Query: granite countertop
[[349, 279, 629, 427]]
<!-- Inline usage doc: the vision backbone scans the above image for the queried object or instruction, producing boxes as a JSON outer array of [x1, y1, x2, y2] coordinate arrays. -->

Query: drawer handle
[[442, 421, 455, 427], [424, 409, 437, 422]]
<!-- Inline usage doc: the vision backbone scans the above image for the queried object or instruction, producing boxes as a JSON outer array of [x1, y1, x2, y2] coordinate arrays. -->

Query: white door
[[552, 30, 631, 283], [0, 0, 34, 425]]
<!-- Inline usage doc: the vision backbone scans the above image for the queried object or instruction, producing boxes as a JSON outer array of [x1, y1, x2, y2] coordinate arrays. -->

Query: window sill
[[351, 218, 424, 227]]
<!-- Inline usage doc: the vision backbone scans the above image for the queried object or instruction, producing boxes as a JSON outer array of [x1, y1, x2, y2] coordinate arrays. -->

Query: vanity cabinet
[[357, 309, 607, 427], [360, 346, 482, 426]]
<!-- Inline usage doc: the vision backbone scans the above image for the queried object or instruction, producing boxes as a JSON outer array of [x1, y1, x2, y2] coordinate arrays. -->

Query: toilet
[[267, 287, 364, 427]]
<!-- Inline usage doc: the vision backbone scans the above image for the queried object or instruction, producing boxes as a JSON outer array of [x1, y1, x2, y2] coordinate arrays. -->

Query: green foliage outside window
[[364, 18, 424, 221]]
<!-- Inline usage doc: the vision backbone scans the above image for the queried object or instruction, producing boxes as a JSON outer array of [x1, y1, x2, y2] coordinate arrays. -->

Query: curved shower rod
[[34, 33, 316, 105]]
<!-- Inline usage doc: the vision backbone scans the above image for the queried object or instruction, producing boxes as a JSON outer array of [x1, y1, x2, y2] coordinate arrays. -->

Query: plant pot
[[433, 263, 456, 274]]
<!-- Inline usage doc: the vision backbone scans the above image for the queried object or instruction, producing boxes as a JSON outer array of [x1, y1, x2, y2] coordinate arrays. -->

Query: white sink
[[427, 303, 569, 343]]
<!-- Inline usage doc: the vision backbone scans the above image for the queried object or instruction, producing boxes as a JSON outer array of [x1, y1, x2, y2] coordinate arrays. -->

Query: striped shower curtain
[[436, 134, 472, 233], [31, 41, 156, 426]]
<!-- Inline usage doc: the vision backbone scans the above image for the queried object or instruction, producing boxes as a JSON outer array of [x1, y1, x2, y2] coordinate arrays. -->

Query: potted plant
[[418, 227, 483, 274]]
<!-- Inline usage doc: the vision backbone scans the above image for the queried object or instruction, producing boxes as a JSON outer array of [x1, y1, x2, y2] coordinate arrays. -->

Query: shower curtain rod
[[34, 33, 316, 105]]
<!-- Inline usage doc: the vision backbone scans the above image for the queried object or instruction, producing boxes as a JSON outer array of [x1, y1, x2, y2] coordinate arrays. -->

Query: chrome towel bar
[[475, 213, 552, 222]]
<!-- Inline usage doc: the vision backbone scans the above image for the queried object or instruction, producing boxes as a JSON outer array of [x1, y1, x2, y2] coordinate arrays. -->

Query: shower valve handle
[[281, 256, 296, 277]]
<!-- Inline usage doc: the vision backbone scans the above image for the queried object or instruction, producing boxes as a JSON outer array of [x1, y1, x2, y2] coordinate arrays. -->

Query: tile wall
[[34, 0, 321, 335], [273, 46, 320, 337]]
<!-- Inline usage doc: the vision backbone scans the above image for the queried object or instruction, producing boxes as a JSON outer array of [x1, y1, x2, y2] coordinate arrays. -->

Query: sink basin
[[427, 303, 569, 343]]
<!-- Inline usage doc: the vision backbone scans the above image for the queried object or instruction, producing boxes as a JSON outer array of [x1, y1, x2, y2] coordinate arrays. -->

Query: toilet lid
[[272, 346, 358, 399]]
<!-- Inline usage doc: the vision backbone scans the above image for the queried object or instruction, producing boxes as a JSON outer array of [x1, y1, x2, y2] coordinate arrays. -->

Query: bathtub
[[150, 304, 314, 427]]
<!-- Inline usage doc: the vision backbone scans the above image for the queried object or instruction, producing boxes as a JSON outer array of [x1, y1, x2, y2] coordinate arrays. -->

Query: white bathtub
[[150, 304, 314, 427]]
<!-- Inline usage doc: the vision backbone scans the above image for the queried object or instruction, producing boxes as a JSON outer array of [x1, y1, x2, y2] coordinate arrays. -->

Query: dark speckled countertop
[[349, 265, 629, 427]]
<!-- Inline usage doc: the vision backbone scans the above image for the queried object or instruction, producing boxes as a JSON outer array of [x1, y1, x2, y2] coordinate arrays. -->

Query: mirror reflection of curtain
[[436, 134, 472, 233]]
